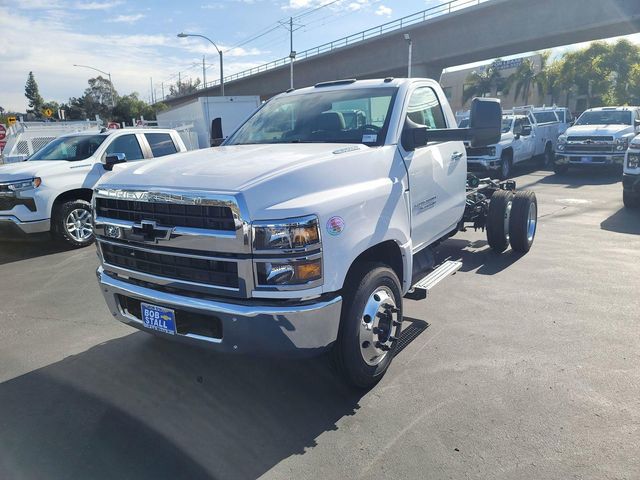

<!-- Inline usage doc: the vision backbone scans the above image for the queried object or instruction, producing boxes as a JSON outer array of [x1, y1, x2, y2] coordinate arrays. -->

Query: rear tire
[[541, 143, 554, 168], [623, 190, 640, 209], [52, 199, 94, 248], [333, 262, 403, 389], [509, 191, 537, 253], [486, 189, 513, 252]]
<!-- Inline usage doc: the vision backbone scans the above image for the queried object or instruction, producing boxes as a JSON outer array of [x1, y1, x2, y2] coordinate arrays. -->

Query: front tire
[[53, 199, 94, 248], [499, 151, 512, 180], [333, 263, 403, 389], [541, 144, 554, 168], [509, 191, 538, 253]]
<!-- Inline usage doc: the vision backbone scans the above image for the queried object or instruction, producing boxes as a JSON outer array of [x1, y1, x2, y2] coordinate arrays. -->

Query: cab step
[[405, 260, 463, 300]]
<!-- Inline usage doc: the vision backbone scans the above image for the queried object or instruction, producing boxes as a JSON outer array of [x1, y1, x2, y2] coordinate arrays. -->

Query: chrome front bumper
[[97, 266, 343, 357], [555, 154, 625, 165], [467, 156, 501, 171], [0, 216, 50, 236]]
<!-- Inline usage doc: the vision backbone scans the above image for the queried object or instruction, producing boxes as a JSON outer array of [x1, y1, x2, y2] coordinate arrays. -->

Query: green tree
[[82, 76, 118, 120], [25, 71, 44, 114], [462, 60, 505, 104], [168, 78, 201, 98], [112, 92, 167, 124], [505, 55, 547, 105]]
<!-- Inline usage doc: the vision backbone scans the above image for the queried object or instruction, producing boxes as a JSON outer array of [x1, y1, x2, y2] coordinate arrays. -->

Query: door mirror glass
[[467, 97, 502, 147], [521, 125, 533, 136], [102, 152, 126, 171], [211, 117, 224, 147]]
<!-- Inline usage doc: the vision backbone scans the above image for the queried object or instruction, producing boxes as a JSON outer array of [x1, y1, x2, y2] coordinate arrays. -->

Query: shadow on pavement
[[525, 168, 621, 189], [600, 207, 640, 235], [0, 332, 364, 480], [436, 238, 523, 276], [0, 239, 76, 266]]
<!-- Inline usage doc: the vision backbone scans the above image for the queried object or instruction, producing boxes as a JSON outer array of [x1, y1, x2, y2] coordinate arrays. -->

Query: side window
[[406, 87, 447, 130], [145, 133, 177, 158], [513, 118, 523, 135], [105, 134, 143, 160]]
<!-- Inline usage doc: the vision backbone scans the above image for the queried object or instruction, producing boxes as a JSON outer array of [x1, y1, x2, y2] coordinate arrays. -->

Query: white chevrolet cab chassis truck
[[94, 79, 538, 388], [0, 128, 187, 247]]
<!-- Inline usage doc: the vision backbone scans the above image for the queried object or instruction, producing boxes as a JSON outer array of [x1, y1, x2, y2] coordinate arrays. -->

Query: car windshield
[[575, 110, 632, 126], [501, 117, 513, 133], [29, 135, 107, 161], [225, 87, 398, 146]]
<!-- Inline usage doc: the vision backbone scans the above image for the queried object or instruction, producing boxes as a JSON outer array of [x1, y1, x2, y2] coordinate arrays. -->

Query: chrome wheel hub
[[527, 202, 537, 242], [65, 208, 93, 242], [504, 200, 512, 243], [359, 287, 401, 366]]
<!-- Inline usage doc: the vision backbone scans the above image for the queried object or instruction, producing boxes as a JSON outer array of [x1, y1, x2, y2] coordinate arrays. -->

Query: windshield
[[575, 110, 632, 126], [501, 117, 513, 133], [29, 135, 107, 161], [226, 87, 398, 146]]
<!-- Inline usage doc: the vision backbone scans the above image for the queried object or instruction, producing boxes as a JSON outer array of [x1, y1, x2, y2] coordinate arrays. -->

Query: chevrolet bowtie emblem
[[131, 220, 173, 243]]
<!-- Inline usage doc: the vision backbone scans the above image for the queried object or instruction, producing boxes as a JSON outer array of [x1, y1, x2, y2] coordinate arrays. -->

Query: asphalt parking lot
[[0, 165, 638, 480]]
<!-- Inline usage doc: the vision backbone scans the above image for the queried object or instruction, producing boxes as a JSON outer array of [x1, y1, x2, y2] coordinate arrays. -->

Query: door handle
[[451, 151, 464, 162]]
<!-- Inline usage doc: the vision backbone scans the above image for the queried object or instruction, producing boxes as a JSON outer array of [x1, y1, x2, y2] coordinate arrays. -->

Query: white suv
[[0, 128, 187, 247]]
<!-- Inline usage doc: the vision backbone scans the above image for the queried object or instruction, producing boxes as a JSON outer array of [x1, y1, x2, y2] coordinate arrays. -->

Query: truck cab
[[0, 128, 187, 246], [93, 78, 535, 388], [554, 106, 640, 174]]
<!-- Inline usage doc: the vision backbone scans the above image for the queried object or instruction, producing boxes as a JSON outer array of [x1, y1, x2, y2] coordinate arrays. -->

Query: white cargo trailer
[[156, 96, 261, 149]]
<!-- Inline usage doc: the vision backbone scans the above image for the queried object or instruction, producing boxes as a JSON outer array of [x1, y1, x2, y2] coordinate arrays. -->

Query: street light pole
[[403, 34, 412, 78], [73, 64, 115, 107], [177, 32, 224, 96]]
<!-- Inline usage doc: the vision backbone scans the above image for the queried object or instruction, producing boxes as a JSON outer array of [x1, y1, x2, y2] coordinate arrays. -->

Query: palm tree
[[463, 59, 504, 104], [505, 55, 548, 105]]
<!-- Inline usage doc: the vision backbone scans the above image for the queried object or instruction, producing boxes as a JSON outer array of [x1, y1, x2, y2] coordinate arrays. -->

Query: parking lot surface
[[0, 166, 638, 480]]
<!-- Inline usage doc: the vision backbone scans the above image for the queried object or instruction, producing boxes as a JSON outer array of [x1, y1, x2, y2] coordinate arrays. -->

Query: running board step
[[405, 260, 463, 300]]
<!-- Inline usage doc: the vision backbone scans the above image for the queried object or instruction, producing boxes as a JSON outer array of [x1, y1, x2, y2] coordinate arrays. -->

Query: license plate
[[141, 302, 176, 335], [581, 156, 593, 163]]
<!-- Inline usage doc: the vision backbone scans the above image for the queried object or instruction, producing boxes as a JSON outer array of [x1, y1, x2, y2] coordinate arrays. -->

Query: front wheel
[[499, 152, 512, 180], [53, 199, 95, 248], [486, 189, 513, 252], [509, 191, 538, 253], [333, 263, 403, 389]]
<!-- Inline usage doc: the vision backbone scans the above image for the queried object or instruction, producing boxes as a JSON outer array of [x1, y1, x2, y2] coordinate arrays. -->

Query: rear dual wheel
[[486, 190, 537, 253]]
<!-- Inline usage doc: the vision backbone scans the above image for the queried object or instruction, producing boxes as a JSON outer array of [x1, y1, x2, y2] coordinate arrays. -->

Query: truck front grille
[[565, 136, 614, 154], [466, 146, 495, 157], [102, 242, 239, 289], [95, 198, 236, 231]]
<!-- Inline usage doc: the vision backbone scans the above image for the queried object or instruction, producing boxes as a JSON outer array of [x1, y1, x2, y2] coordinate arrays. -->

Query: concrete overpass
[[164, 0, 640, 106]]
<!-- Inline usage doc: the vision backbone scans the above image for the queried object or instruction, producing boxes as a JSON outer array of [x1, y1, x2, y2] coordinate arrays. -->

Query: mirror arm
[[424, 128, 473, 143]]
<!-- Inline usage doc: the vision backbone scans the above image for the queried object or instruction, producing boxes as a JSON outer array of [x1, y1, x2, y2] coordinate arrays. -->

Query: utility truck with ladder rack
[[93, 78, 538, 388]]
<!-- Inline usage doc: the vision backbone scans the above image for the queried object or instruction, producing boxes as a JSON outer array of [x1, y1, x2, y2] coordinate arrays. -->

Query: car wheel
[[623, 190, 640, 209], [509, 191, 538, 253], [542, 144, 554, 168], [553, 162, 569, 175], [53, 199, 94, 248], [333, 262, 403, 389], [486, 189, 514, 252], [499, 152, 512, 180]]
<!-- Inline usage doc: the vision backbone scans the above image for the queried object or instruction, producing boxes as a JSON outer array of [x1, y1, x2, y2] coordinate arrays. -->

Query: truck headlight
[[557, 135, 567, 151], [0, 177, 41, 193], [615, 137, 630, 151], [628, 154, 639, 169], [252, 215, 320, 252], [256, 256, 322, 286], [488, 146, 496, 156]]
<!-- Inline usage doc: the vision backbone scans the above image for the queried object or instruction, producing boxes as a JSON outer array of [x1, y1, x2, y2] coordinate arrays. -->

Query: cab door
[[400, 85, 466, 251]]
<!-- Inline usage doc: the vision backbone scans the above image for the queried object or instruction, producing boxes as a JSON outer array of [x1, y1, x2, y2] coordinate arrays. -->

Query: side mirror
[[211, 117, 224, 147], [521, 125, 532, 136], [401, 98, 502, 151], [634, 119, 640, 128], [102, 152, 126, 171]]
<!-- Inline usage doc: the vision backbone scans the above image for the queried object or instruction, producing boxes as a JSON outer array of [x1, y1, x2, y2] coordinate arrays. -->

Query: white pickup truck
[[555, 106, 640, 174], [0, 128, 187, 247], [93, 78, 538, 388], [464, 109, 558, 179], [623, 134, 640, 208]]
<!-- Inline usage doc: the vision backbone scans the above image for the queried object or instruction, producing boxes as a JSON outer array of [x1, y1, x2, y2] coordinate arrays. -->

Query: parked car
[[92, 78, 538, 388], [554, 106, 640, 174], [465, 109, 556, 178], [0, 128, 187, 247], [623, 134, 640, 208]]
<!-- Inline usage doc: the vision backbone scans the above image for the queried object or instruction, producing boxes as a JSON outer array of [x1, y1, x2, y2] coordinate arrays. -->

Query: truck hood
[[565, 124, 635, 137], [0, 160, 71, 182], [97, 143, 402, 219], [102, 144, 373, 192]]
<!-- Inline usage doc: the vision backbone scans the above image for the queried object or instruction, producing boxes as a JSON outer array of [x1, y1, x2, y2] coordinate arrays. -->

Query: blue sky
[[1, 0, 639, 112]]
